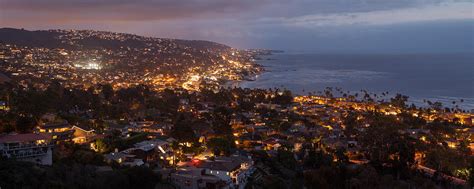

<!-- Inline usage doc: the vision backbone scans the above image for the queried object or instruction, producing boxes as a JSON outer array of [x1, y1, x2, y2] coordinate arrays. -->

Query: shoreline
[[227, 53, 474, 111]]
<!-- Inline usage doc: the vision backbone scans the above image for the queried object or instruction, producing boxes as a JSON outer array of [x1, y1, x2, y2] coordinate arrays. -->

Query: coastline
[[233, 52, 474, 111], [222, 52, 273, 89]]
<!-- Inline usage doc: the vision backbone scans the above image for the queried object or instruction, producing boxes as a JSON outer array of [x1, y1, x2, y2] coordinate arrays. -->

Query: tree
[[93, 139, 110, 153], [469, 158, 474, 187], [15, 116, 36, 133], [343, 112, 360, 136], [272, 89, 293, 105], [101, 84, 114, 100], [207, 137, 235, 156], [360, 113, 415, 179], [0, 158, 162, 189], [211, 106, 232, 136], [430, 102, 443, 111], [303, 150, 333, 169], [12, 89, 51, 119], [276, 149, 297, 169], [261, 175, 287, 189], [122, 166, 160, 189], [335, 147, 349, 164], [390, 93, 408, 108], [304, 166, 343, 189], [171, 113, 197, 142], [350, 165, 380, 189], [425, 147, 470, 179]]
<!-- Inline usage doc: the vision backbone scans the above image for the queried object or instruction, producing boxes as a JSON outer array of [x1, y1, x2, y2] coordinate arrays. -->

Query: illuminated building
[[37, 122, 74, 142], [71, 125, 96, 144], [0, 133, 53, 165]]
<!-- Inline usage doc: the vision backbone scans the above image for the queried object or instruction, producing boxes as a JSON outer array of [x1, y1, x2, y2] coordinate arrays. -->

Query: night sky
[[1, 0, 472, 52]]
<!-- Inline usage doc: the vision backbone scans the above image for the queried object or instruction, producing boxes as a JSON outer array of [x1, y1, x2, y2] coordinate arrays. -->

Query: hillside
[[0, 28, 260, 91], [0, 28, 230, 51], [0, 28, 65, 49]]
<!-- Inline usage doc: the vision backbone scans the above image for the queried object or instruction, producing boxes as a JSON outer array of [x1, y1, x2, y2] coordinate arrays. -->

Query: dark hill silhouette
[[0, 28, 230, 51], [0, 28, 65, 48]]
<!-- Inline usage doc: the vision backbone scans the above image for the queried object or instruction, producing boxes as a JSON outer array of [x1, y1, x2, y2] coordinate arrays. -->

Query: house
[[445, 139, 459, 149], [262, 138, 286, 151], [196, 156, 255, 189], [171, 167, 227, 189], [71, 125, 96, 144], [0, 133, 53, 165], [134, 139, 170, 154], [37, 121, 74, 142], [104, 151, 144, 167], [104, 139, 172, 167], [141, 123, 172, 135], [125, 122, 170, 135]]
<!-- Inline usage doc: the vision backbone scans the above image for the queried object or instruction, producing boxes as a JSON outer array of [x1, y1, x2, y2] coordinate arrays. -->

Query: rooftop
[[39, 121, 71, 129], [0, 133, 52, 143], [197, 156, 251, 172]]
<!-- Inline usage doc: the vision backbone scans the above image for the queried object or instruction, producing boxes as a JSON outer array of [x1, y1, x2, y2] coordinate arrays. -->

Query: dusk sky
[[1, 0, 473, 52]]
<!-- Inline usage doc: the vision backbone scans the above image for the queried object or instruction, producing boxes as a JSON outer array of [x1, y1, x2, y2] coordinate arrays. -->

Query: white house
[[197, 156, 255, 189], [0, 133, 53, 165]]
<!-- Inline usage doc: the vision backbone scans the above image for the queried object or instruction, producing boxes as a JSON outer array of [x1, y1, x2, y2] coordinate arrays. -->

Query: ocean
[[240, 53, 474, 110]]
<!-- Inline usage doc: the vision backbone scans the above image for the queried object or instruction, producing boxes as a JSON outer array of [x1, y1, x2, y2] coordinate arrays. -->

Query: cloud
[[0, 0, 267, 24], [0, 0, 472, 51], [269, 2, 474, 27], [1, 0, 467, 24]]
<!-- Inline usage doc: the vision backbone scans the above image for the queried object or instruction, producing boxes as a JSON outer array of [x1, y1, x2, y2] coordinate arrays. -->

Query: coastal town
[[0, 29, 473, 189], [0, 28, 264, 92]]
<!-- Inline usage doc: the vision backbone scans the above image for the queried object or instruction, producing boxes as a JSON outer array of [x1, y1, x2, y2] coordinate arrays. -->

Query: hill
[[0, 28, 260, 91], [0, 28, 230, 51]]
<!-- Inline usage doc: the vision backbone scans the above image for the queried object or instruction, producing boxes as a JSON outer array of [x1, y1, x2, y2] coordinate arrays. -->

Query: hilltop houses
[[71, 125, 96, 144], [37, 121, 74, 142], [104, 138, 173, 167], [171, 155, 255, 189], [0, 133, 53, 165], [36, 121, 97, 144]]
